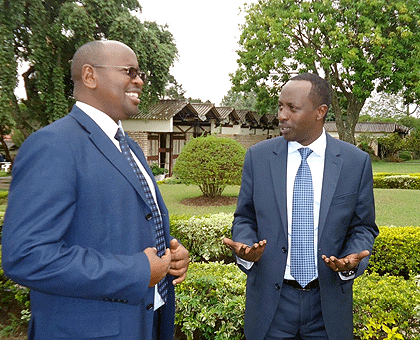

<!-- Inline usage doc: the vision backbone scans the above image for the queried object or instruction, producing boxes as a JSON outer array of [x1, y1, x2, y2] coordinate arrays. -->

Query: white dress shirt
[[283, 130, 326, 281], [76, 101, 165, 309]]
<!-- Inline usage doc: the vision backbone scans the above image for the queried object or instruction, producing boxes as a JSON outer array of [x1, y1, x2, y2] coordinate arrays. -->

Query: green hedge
[[174, 263, 420, 340], [373, 173, 420, 189], [170, 213, 235, 263], [369, 226, 420, 278], [175, 262, 246, 340], [353, 273, 420, 339]]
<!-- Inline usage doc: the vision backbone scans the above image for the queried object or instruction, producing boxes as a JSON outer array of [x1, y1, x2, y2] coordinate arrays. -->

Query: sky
[[136, 0, 252, 105]]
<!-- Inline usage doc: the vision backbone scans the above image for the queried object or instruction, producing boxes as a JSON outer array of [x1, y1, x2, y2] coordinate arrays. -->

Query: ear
[[81, 64, 97, 89], [316, 104, 328, 121]]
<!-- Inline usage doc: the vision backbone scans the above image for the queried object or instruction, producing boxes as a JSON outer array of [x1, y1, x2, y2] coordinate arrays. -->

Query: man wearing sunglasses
[[2, 40, 190, 340]]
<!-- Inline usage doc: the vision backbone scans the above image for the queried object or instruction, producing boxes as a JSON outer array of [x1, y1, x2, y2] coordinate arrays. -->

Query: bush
[[353, 273, 420, 339], [173, 135, 246, 197], [373, 173, 420, 189], [174, 262, 246, 340], [0, 246, 31, 337], [150, 163, 168, 176], [174, 263, 420, 340], [369, 226, 420, 278], [398, 150, 412, 162], [170, 213, 234, 263]]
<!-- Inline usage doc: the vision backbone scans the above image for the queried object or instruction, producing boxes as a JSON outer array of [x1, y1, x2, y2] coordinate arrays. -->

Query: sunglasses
[[92, 65, 147, 82]]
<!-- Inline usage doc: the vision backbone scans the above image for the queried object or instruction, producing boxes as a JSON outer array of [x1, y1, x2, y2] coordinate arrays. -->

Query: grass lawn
[[158, 184, 420, 227], [372, 160, 420, 173]]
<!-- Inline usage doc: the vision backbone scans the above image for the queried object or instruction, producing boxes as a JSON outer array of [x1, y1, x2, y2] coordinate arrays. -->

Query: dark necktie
[[115, 128, 168, 302], [290, 147, 317, 288]]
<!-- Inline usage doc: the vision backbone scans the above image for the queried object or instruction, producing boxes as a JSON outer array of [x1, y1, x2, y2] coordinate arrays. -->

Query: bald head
[[71, 40, 136, 82]]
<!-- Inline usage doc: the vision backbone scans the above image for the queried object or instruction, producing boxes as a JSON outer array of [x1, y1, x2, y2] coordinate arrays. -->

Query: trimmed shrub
[[174, 262, 246, 340], [373, 173, 420, 189], [369, 226, 420, 278], [353, 273, 420, 339], [173, 135, 246, 197], [174, 263, 420, 340], [170, 213, 234, 263]]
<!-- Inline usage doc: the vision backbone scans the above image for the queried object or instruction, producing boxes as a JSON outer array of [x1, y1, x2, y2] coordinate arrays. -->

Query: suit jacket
[[1, 106, 175, 340], [232, 133, 378, 340]]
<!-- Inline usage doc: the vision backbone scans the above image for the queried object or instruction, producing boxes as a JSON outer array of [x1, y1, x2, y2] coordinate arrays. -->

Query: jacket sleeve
[[1, 129, 151, 306]]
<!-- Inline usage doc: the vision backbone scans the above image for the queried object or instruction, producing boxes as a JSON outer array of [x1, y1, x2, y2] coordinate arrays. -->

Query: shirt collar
[[76, 101, 124, 139], [287, 129, 327, 158]]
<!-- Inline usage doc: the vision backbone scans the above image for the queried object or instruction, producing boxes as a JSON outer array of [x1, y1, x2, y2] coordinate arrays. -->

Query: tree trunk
[[330, 89, 365, 145]]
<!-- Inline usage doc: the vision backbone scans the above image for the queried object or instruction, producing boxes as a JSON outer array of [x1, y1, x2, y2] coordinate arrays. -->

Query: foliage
[[174, 262, 246, 340], [173, 136, 246, 197], [405, 129, 420, 159], [373, 173, 420, 190], [232, 0, 420, 144], [0, 0, 178, 143], [150, 163, 168, 176], [0, 245, 31, 337], [353, 273, 420, 340], [361, 91, 420, 119], [220, 89, 258, 112], [369, 226, 420, 278], [377, 133, 405, 159], [170, 213, 234, 263], [174, 262, 420, 340]]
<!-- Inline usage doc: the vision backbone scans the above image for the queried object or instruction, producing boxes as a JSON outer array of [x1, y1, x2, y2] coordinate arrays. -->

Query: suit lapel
[[270, 138, 288, 238], [69, 107, 151, 208], [318, 134, 342, 239]]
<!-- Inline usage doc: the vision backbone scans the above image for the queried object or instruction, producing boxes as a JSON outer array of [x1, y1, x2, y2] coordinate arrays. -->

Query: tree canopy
[[0, 0, 178, 160], [231, 0, 420, 144]]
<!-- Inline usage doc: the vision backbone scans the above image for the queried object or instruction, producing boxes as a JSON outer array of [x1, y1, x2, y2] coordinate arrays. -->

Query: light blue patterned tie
[[115, 128, 168, 302], [290, 148, 317, 288]]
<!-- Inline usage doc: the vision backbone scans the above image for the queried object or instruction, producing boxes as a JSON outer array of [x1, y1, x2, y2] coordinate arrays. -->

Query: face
[[278, 80, 325, 146], [92, 42, 144, 122]]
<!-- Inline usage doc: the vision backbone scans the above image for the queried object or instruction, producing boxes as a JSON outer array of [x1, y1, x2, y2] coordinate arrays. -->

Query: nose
[[132, 74, 144, 87], [278, 107, 288, 122]]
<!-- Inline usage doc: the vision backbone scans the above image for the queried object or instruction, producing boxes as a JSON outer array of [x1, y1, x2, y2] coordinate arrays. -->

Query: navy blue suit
[[232, 134, 378, 340], [2, 106, 175, 339]]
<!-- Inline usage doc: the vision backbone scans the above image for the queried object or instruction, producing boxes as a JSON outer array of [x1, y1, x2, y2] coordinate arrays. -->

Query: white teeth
[[126, 92, 139, 98]]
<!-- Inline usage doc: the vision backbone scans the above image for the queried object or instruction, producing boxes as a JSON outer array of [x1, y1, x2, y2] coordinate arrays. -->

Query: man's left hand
[[321, 250, 369, 272], [169, 239, 190, 285]]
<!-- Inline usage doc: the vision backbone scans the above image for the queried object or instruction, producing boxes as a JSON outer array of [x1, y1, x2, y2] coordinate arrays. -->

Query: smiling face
[[278, 80, 327, 146], [92, 42, 144, 122]]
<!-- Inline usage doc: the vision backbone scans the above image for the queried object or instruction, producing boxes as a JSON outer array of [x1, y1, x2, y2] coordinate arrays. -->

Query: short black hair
[[290, 73, 331, 110]]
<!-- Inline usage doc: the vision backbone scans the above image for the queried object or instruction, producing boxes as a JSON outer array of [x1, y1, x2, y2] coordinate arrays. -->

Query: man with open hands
[[224, 73, 378, 340]]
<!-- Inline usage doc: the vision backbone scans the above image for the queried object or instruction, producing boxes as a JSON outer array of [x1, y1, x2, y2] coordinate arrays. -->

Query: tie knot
[[115, 128, 124, 142], [299, 147, 312, 161]]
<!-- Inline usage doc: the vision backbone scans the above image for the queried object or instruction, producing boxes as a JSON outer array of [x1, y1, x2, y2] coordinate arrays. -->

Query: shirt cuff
[[236, 256, 254, 270]]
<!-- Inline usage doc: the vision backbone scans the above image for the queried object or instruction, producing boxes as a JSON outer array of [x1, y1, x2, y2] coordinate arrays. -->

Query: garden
[[1, 137, 420, 339]]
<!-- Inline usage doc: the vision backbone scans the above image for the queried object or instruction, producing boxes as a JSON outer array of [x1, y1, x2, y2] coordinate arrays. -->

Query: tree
[[231, 0, 420, 144], [173, 135, 246, 198], [220, 88, 258, 111], [361, 91, 420, 119], [0, 0, 178, 155]]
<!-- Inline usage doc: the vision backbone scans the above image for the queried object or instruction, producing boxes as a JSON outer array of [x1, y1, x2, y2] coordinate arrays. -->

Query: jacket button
[[275, 283, 281, 290], [147, 303, 154, 310], [145, 213, 153, 221], [281, 247, 287, 253]]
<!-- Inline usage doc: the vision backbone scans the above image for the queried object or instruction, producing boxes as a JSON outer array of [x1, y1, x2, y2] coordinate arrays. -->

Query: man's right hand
[[223, 238, 267, 262], [144, 247, 171, 287]]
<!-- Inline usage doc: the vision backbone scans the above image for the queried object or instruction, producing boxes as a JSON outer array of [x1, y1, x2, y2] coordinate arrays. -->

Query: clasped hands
[[223, 238, 369, 273], [144, 239, 190, 287]]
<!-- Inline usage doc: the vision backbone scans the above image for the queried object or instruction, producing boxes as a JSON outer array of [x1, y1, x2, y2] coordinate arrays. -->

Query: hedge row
[[175, 263, 420, 340], [171, 214, 420, 278], [373, 173, 420, 190]]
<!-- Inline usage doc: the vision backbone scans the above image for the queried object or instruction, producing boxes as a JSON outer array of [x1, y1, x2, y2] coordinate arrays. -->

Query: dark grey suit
[[232, 133, 378, 340]]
